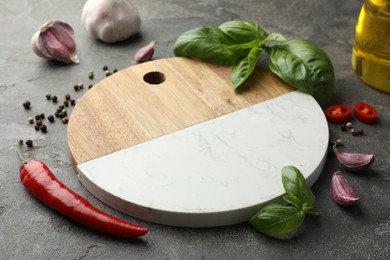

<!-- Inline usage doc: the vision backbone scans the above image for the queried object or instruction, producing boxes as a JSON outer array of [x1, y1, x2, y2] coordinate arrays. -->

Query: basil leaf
[[268, 39, 335, 103], [263, 32, 287, 43], [173, 26, 239, 65], [250, 204, 305, 237], [231, 48, 261, 89], [281, 166, 315, 211], [218, 21, 268, 43]]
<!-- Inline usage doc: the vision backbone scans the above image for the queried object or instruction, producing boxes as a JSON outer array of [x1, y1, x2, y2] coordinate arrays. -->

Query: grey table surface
[[1, 0, 389, 259]]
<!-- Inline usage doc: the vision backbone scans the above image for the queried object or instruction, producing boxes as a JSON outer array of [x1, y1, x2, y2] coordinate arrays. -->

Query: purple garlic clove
[[332, 171, 359, 205], [31, 20, 79, 64], [333, 146, 374, 172], [134, 41, 155, 63]]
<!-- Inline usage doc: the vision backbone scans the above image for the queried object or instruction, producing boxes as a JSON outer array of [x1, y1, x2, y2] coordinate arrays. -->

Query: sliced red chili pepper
[[325, 104, 352, 124], [354, 102, 377, 124]]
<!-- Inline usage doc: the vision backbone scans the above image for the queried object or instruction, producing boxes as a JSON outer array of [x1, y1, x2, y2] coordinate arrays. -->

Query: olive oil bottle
[[352, 0, 390, 93]]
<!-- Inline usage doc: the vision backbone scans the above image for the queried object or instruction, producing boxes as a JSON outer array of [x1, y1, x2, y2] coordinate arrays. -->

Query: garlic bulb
[[31, 20, 79, 64], [81, 0, 141, 43]]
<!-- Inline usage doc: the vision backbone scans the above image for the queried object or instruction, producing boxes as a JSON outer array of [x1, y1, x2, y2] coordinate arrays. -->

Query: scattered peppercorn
[[105, 70, 112, 77], [25, 139, 33, 147], [61, 118, 69, 124], [34, 125, 40, 131], [88, 70, 94, 79], [102, 65, 108, 71], [36, 119, 43, 127], [70, 99, 76, 106], [54, 111, 60, 118], [346, 122, 353, 129], [22, 100, 31, 109], [40, 113, 45, 119], [28, 117, 34, 124], [48, 115, 55, 122], [113, 68, 118, 73], [45, 93, 52, 100], [35, 114, 41, 120], [88, 84, 93, 89], [64, 93, 71, 101], [40, 124, 47, 133], [78, 83, 84, 89], [52, 95, 58, 103], [64, 100, 69, 107], [341, 125, 347, 132], [74, 84, 80, 91], [57, 104, 65, 111]]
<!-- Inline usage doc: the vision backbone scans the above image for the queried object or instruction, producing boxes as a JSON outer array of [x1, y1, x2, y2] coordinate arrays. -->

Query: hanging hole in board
[[143, 71, 166, 85]]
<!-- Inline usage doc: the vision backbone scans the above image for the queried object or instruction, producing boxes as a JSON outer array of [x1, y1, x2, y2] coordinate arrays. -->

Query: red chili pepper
[[354, 102, 378, 124], [325, 104, 352, 124], [17, 141, 148, 237]]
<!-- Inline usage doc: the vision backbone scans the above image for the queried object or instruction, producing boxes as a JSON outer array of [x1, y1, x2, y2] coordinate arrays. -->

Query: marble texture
[[78, 91, 329, 227]]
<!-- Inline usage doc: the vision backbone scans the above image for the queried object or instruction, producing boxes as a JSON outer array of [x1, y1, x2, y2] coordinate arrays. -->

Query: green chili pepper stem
[[16, 140, 29, 166]]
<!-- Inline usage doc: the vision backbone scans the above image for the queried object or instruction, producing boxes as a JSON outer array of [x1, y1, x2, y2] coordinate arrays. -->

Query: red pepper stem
[[16, 140, 29, 166]]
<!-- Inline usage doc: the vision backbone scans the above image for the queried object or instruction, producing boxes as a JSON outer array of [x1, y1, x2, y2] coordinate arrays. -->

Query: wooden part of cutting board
[[68, 57, 293, 165]]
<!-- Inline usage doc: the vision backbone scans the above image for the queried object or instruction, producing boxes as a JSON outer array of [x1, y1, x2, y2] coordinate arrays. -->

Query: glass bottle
[[352, 0, 390, 93]]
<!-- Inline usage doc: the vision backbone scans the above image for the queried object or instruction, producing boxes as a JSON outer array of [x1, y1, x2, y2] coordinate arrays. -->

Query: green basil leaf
[[263, 32, 287, 43], [231, 48, 261, 89], [218, 21, 268, 43], [281, 166, 315, 211], [173, 26, 239, 65], [250, 204, 305, 237], [268, 39, 335, 103]]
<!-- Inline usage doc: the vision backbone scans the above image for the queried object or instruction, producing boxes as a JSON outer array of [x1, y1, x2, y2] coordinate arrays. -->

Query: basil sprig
[[173, 21, 334, 103], [250, 166, 318, 237]]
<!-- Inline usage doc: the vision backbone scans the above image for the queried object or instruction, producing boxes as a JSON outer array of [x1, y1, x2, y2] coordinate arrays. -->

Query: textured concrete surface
[[1, 0, 389, 259]]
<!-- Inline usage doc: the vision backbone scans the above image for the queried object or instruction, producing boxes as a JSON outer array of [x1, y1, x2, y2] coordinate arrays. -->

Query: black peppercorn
[[35, 114, 41, 120], [70, 99, 76, 106], [40, 113, 45, 119], [40, 124, 47, 133], [63, 100, 69, 107], [25, 139, 33, 147], [36, 119, 42, 127], [22, 100, 31, 109], [28, 117, 34, 124], [74, 84, 80, 91], [105, 70, 112, 77], [61, 118, 69, 124], [88, 70, 94, 79], [48, 115, 55, 122], [88, 84, 93, 89], [45, 93, 52, 100], [34, 124, 40, 131], [52, 95, 58, 103], [102, 65, 108, 71], [64, 93, 71, 101]]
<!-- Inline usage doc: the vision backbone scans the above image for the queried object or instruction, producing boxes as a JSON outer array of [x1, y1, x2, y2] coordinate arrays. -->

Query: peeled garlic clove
[[332, 171, 359, 205], [333, 146, 374, 172], [81, 0, 141, 43], [134, 41, 155, 63], [31, 20, 79, 64]]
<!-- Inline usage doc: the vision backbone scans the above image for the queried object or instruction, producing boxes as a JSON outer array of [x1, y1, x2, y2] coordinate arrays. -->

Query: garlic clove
[[134, 41, 155, 63], [31, 20, 79, 64], [333, 146, 374, 172], [332, 171, 359, 205], [81, 0, 141, 43]]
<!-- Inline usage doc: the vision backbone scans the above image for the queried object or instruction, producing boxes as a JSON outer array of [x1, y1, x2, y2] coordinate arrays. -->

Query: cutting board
[[67, 57, 328, 227]]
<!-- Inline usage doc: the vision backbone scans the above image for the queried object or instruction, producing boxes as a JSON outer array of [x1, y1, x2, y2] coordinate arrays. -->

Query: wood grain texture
[[67, 57, 293, 165]]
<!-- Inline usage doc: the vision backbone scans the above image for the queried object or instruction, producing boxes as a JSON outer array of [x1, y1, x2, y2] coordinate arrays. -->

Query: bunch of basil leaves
[[173, 21, 335, 103], [250, 166, 319, 237]]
